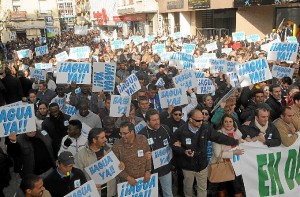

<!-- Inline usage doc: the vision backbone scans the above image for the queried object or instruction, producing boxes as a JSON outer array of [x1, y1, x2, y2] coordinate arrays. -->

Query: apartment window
[[12, 0, 21, 11], [39, 0, 48, 13]]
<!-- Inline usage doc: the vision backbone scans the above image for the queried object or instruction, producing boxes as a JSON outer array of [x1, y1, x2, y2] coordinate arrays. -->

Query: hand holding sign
[[127, 176, 137, 186], [143, 171, 151, 183], [8, 132, 17, 142]]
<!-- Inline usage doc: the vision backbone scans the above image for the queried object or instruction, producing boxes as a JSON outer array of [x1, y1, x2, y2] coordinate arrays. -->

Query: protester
[[16, 174, 52, 197]]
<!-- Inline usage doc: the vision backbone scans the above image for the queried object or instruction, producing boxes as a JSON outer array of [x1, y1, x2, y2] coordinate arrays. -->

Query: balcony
[[117, 0, 158, 15]]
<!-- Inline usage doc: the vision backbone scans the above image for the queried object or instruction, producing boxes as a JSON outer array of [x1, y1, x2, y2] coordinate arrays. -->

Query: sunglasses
[[192, 118, 203, 123], [173, 113, 182, 116], [202, 112, 209, 116]]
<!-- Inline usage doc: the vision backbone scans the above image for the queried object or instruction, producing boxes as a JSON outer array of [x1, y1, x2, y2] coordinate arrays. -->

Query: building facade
[[57, 0, 76, 31], [116, 0, 159, 36], [158, 0, 300, 38], [0, 0, 60, 42]]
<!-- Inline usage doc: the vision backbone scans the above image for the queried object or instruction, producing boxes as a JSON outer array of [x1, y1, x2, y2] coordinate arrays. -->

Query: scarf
[[221, 127, 237, 151], [255, 118, 268, 134]]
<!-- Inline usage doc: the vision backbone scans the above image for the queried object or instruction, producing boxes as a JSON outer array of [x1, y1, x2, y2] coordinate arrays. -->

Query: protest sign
[[63, 104, 77, 116], [240, 138, 300, 197], [221, 48, 232, 55], [39, 37, 46, 44], [194, 57, 209, 69], [6, 101, 23, 108], [69, 46, 90, 60], [287, 36, 298, 43], [64, 180, 100, 197], [226, 61, 237, 73], [17, 49, 30, 59], [30, 68, 47, 80], [100, 29, 117, 41], [117, 74, 141, 96], [35, 63, 52, 70], [74, 25, 88, 35], [230, 147, 242, 176], [172, 32, 181, 39], [145, 35, 155, 43], [197, 78, 215, 94], [110, 40, 125, 50], [117, 173, 158, 197], [236, 58, 272, 87], [109, 95, 131, 117], [261, 39, 281, 52], [173, 70, 198, 91], [51, 97, 66, 111], [155, 78, 165, 87], [171, 52, 194, 63], [267, 42, 299, 62], [182, 44, 196, 55], [0, 104, 36, 137], [135, 120, 147, 134], [246, 34, 261, 43], [35, 45, 49, 56], [130, 36, 144, 45], [194, 71, 206, 79], [209, 59, 227, 74], [206, 42, 218, 52], [158, 88, 188, 108], [92, 62, 116, 92], [85, 151, 123, 184], [55, 51, 69, 62], [56, 62, 92, 84], [272, 65, 294, 79], [152, 44, 166, 54], [211, 88, 238, 113], [232, 32, 246, 41], [152, 146, 173, 169], [226, 72, 240, 88], [9, 32, 16, 40], [201, 53, 217, 59]]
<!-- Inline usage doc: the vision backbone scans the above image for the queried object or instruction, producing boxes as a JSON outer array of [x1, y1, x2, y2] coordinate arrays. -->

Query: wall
[[236, 6, 274, 37]]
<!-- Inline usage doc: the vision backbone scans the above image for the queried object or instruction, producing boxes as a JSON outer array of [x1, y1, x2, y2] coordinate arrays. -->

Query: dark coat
[[239, 119, 281, 147], [18, 76, 33, 97], [2, 74, 23, 104], [170, 123, 238, 172], [42, 112, 70, 157], [265, 95, 285, 121]]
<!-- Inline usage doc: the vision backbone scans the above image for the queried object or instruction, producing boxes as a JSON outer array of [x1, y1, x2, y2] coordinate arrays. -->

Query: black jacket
[[42, 112, 70, 157], [139, 124, 172, 177], [170, 123, 238, 172], [162, 117, 185, 133], [44, 167, 87, 197], [239, 119, 281, 147], [239, 100, 258, 123], [18, 76, 33, 97], [2, 74, 23, 104], [6, 131, 55, 177], [265, 95, 285, 121]]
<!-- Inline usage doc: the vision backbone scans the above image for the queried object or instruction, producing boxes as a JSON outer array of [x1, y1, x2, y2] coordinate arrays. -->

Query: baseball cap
[[58, 151, 74, 166]]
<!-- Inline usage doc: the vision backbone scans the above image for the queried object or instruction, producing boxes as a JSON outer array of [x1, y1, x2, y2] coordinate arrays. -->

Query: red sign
[[113, 14, 146, 22], [10, 11, 27, 19]]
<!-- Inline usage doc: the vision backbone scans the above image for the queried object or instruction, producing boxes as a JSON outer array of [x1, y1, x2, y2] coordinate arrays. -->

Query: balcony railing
[[37, 10, 52, 19]]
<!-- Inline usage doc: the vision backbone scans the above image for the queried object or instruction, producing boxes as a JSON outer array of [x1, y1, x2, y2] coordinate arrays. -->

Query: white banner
[[158, 88, 188, 108], [272, 65, 294, 79], [240, 138, 300, 197], [152, 146, 173, 170], [30, 68, 47, 80], [109, 95, 131, 117], [117, 74, 141, 96], [0, 104, 36, 137], [173, 70, 198, 91], [55, 51, 69, 62], [267, 43, 299, 62], [236, 58, 272, 87], [117, 173, 158, 197], [92, 62, 116, 92], [85, 151, 123, 184], [64, 180, 100, 197], [35, 45, 49, 56], [69, 46, 90, 60], [56, 62, 92, 84]]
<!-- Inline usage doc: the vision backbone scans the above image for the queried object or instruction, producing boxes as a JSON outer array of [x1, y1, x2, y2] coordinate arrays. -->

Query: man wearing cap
[[44, 151, 87, 197]]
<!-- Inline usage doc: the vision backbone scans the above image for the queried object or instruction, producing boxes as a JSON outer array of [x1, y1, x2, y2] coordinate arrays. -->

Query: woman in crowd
[[35, 101, 49, 131], [210, 114, 245, 197]]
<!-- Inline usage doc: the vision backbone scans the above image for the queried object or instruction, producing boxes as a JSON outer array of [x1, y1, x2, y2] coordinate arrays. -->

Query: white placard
[[135, 120, 147, 134], [197, 78, 215, 94], [55, 51, 69, 62], [152, 146, 173, 169], [92, 62, 116, 92], [35, 45, 49, 56], [64, 180, 100, 197], [69, 46, 90, 60], [271, 65, 294, 79], [206, 42, 218, 52], [109, 95, 131, 117], [56, 62, 92, 84], [173, 70, 198, 91], [267, 43, 299, 62], [117, 74, 141, 96], [232, 32, 246, 41], [209, 59, 227, 74], [158, 88, 188, 108], [30, 68, 47, 80]]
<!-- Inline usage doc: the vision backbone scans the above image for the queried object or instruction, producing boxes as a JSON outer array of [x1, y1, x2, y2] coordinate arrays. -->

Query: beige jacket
[[291, 104, 300, 131], [74, 145, 116, 197], [210, 129, 242, 164], [273, 118, 298, 147]]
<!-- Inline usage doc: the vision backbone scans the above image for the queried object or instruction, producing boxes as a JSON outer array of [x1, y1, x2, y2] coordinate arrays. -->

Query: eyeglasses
[[173, 113, 182, 116], [119, 131, 130, 137], [192, 118, 203, 123], [202, 112, 209, 116]]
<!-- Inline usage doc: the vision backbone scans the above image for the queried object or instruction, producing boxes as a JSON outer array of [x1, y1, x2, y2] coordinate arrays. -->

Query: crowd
[[0, 24, 299, 197]]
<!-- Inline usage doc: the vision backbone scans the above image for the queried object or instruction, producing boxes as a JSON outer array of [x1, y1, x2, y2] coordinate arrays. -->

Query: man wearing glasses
[[112, 122, 152, 186], [170, 109, 242, 197]]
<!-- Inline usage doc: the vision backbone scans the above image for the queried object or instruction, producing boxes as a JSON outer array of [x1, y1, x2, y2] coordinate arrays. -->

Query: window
[[12, 0, 21, 11]]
